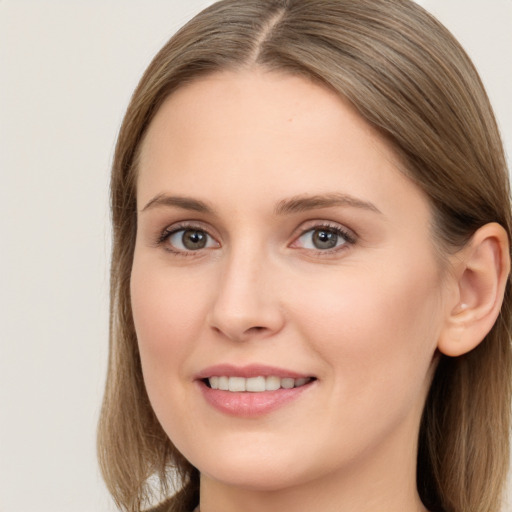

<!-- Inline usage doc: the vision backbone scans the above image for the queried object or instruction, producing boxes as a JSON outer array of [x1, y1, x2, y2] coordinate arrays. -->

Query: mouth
[[196, 364, 317, 417], [203, 375, 315, 392]]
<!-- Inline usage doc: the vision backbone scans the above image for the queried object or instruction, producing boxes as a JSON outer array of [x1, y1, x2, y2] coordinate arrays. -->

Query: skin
[[129, 69, 460, 512]]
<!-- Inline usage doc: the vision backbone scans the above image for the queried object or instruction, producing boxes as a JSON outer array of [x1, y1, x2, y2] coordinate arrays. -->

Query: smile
[[206, 376, 313, 392], [196, 365, 317, 417]]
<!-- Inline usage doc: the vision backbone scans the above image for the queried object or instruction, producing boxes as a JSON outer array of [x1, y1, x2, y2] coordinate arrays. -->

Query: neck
[[198, 417, 429, 512], [200, 473, 427, 512]]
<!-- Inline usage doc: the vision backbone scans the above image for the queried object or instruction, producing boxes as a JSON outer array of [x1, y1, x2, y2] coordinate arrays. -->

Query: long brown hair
[[97, 1, 512, 511]]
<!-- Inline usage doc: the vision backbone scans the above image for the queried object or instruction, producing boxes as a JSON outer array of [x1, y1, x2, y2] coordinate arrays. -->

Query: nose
[[207, 246, 285, 342]]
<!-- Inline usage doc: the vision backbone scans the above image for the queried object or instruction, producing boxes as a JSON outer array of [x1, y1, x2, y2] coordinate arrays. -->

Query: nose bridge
[[208, 240, 283, 341]]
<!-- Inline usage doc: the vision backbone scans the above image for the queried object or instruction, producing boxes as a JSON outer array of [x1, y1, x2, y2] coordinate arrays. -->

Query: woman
[[97, 1, 512, 511]]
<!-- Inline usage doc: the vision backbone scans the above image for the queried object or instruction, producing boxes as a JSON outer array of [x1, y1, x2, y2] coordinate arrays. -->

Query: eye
[[294, 225, 354, 251], [163, 227, 219, 253]]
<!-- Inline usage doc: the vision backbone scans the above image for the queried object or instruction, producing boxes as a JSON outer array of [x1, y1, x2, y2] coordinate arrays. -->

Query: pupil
[[183, 229, 207, 250], [313, 229, 338, 249]]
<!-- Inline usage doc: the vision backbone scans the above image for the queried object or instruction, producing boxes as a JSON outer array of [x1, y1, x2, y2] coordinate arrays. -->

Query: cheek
[[131, 254, 209, 348], [130, 255, 218, 446], [291, 257, 442, 404], [130, 253, 213, 402]]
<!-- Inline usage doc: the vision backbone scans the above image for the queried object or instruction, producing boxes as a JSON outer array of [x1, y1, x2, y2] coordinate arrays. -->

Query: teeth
[[207, 376, 312, 392], [218, 376, 229, 391], [281, 377, 295, 389], [266, 376, 280, 391], [228, 376, 245, 392], [246, 376, 266, 392]]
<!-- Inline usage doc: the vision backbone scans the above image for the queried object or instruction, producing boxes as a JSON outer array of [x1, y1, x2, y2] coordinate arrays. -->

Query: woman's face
[[131, 70, 452, 491]]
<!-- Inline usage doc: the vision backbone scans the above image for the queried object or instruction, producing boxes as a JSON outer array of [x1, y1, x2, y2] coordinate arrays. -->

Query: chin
[[200, 460, 310, 492], [186, 440, 317, 491]]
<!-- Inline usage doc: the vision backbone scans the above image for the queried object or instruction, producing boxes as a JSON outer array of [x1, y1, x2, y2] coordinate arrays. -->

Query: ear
[[438, 222, 510, 357]]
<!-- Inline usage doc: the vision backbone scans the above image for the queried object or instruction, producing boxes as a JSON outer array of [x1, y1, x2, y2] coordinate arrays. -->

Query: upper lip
[[195, 364, 313, 380]]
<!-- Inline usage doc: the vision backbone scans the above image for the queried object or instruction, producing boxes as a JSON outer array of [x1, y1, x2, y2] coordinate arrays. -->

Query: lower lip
[[198, 380, 315, 418]]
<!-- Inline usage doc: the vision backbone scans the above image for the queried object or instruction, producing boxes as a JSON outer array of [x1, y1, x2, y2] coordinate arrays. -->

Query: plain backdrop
[[1, 1, 511, 511]]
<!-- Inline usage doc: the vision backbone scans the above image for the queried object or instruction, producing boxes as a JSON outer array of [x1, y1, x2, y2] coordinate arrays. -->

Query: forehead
[[137, 69, 429, 224], [139, 69, 388, 167]]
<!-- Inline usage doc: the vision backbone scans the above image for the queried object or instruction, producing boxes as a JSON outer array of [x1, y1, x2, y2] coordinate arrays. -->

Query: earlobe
[[438, 222, 510, 357]]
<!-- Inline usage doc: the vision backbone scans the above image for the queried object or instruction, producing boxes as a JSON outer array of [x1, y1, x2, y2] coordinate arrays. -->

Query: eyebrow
[[274, 193, 381, 215], [141, 192, 381, 215], [141, 194, 214, 213]]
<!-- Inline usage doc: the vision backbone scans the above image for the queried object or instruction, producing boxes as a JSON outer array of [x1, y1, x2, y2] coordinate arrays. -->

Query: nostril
[[248, 326, 265, 332]]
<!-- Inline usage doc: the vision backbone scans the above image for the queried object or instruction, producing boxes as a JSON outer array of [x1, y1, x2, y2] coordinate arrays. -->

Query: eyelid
[[290, 221, 357, 253], [293, 219, 356, 239], [156, 221, 220, 254], [154, 219, 356, 256]]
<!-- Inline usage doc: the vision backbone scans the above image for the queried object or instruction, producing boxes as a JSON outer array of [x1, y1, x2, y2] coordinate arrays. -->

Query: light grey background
[[1, 1, 511, 511]]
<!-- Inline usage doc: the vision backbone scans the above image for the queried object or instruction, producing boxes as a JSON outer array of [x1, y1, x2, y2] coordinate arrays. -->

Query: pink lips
[[196, 364, 316, 418], [196, 363, 311, 380]]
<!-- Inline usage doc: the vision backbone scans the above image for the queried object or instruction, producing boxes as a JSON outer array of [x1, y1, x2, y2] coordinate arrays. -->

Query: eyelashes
[[159, 226, 219, 252], [155, 222, 218, 256], [156, 221, 356, 257], [292, 224, 356, 251]]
